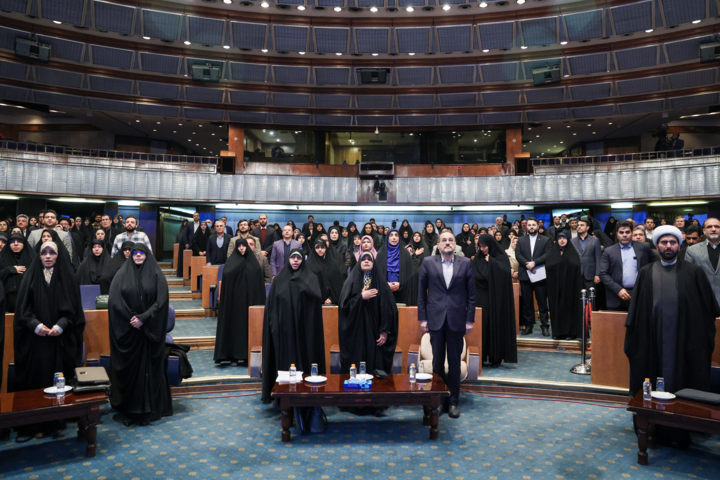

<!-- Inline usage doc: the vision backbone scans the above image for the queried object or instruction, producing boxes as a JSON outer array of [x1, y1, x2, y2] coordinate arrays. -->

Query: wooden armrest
[[409, 344, 420, 353], [330, 344, 340, 352], [251, 345, 262, 353]]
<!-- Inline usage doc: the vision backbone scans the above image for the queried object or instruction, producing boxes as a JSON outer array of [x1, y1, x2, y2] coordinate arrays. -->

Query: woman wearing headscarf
[[398, 220, 413, 244], [310, 222, 325, 244], [261, 249, 325, 403], [307, 238, 345, 305], [108, 244, 172, 426], [328, 226, 350, 269], [349, 233, 362, 259], [214, 238, 266, 366], [0, 231, 6, 251], [191, 220, 211, 256], [72, 217, 90, 248], [455, 223, 474, 257], [0, 233, 35, 313], [506, 235, 519, 283], [84, 228, 111, 258], [339, 251, 398, 375], [472, 234, 517, 368], [603, 216, 617, 243], [346, 222, 359, 240], [14, 241, 85, 393], [409, 232, 429, 269], [35, 229, 75, 269], [175, 220, 188, 244], [100, 241, 133, 295], [350, 234, 378, 270], [545, 232, 583, 340], [296, 232, 310, 258], [375, 229, 418, 306], [399, 229, 412, 247], [75, 239, 109, 285], [361, 223, 382, 250], [421, 221, 438, 251]]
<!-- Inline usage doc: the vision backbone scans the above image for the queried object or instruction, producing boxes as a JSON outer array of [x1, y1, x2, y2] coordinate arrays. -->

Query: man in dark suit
[[301, 215, 315, 237], [206, 220, 230, 265], [516, 217, 551, 336], [548, 216, 564, 241], [570, 218, 602, 296], [418, 231, 475, 419], [270, 225, 302, 278], [600, 220, 658, 311], [251, 213, 278, 258], [182, 212, 201, 252], [220, 216, 233, 237]]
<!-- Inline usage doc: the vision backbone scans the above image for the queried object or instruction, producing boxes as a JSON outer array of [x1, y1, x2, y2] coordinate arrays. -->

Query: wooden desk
[[173, 244, 179, 270], [182, 250, 192, 281], [591, 311, 630, 389], [271, 374, 448, 442], [0, 389, 108, 457], [628, 390, 720, 465], [201, 265, 219, 309], [191, 256, 206, 292]]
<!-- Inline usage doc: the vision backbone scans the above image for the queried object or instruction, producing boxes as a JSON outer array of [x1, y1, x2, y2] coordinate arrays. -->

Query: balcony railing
[[532, 147, 720, 168], [0, 140, 218, 173]]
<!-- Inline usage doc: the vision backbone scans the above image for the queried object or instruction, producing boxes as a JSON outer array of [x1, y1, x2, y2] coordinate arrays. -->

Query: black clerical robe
[[624, 259, 720, 395]]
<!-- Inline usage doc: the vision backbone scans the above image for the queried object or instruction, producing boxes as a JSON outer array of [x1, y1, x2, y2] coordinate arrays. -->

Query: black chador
[[306, 238, 344, 305], [0, 233, 36, 313], [338, 252, 398, 374], [99, 241, 134, 295], [75, 239, 109, 285], [108, 244, 172, 425], [214, 238, 266, 364], [545, 233, 584, 340], [374, 230, 419, 306], [261, 249, 325, 403]]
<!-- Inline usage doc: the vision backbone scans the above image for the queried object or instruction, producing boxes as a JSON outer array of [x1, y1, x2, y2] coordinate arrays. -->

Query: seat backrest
[[167, 304, 175, 333], [419, 333, 467, 363], [80, 284, 102, 310], [265, 283, 272, 295], [217, 264, 225, 282]]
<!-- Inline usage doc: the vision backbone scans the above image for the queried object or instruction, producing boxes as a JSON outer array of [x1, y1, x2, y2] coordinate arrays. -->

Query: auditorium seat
[[80, 284, 102, 311], [328, 345, 402, 375], [209, 264, 224, 309], [407, 333, 479, 381]]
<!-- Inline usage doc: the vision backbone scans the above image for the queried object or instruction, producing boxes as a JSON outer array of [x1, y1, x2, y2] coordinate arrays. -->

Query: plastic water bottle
[[311, 363, 318, 377], [359, 362, 367, 376], [656, 377, 665, 393], [349, 364, 357, 379], [409, 363, 416, 383], [289, 364, 297, 383], [642, 378, 651, 401], [56, 374, 65, 396]]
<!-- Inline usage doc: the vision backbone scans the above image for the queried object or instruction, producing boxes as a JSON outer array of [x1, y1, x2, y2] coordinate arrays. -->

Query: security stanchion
[[570, 288, 591, 375]]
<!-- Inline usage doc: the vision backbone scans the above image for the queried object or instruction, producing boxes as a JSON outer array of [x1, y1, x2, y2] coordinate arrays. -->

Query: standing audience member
[[0, 233, 35, 312], [684, 218, 720, 307], [516, 218, 551, 337], [75, 239, 108, 285], [246, 237, 272, 285], [375, 229, 418, 306], [270, 225, 301, 278], [570, 218, 602, 296], [111, 216, 152, 257], [28, 210, 74, 261], [206, 220, 229, 265], [251, 214, 278, 257], [99, 241, 133, 295], [192, 221, 211, 256], [546, 233, 583, 339]]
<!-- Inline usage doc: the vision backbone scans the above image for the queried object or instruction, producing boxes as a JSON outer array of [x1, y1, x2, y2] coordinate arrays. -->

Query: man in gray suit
[[684, 217, 720, 307], [27, 209, 74, 261], [570, 218, 602, 299], [270, 225, 302, 278]]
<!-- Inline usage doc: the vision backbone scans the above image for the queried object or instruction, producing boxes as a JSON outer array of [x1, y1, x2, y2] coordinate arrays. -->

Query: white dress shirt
[[441, 257, 454, 288]]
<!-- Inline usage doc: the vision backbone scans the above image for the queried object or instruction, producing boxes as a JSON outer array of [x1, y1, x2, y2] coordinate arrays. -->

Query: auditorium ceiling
[[1, 0, 720, 156]]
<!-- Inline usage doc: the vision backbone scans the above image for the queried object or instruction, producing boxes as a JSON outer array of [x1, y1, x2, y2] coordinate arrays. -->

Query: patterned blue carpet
[[1, 393, 718, 479], [519, 321, 591, 342], [481, 350, 592, 384], [170, 299, 203, 310], [187, 349, 249, 377], [173, 317, 217, 338]]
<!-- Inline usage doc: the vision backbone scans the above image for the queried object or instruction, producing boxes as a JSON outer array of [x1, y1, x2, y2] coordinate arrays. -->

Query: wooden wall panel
[[183, 250, 192, 280], [590, 311, 629, 389], [201, 265, 219, 309], [191, 256, 207, 292], [84, 310, 110, 360]]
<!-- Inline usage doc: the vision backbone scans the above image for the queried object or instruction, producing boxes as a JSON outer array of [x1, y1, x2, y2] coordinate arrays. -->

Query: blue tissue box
[[344, 378, 372, 389]]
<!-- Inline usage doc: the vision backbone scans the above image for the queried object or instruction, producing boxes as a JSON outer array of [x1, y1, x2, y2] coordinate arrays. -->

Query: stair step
[[162, 268, 177, 276], [169, 292, 194, 301], [175, 308, 206, 318]]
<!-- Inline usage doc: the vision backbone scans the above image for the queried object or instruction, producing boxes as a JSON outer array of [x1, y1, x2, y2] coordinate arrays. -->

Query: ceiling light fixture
[[261, 49, 268, 53], [334, 6, 342, 11], [560, 41, 567, 45], [406, 6, 414, 11], [297, 5, 305, 10], [408, 52, 415, 56], [261, 2, 269, 7], [184, 41, 191, 45], [517, 0, 525, 3], [372, 53, 379, 56], [53, 21, 62, 24], [223, 45, 230, 49], [336, 52, 342, 56], [482, 49, 489, 52], [520, 45, 528, 49], [370, 6, 378, 11], [645, 29, 654, 33], [442, 4, 450, 10], [143, 36, 151, 40], [692, 19, 701, 24], [479, 2, 487, 7], [299, 51, 305, 55]]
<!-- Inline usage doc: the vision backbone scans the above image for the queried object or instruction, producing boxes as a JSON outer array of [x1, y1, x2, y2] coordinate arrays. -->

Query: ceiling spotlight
[[53, 20, 62, 24], [573, 133, 577, 135], [563, 74, 569, 77], [587, 124, 591, 126], [479, 2, 487, 7], [297, 5, 305, 10], [173, 131, 177, 133], [184, 41, 191, 45], [608, 122, 613, 125], [223, 0, 232, 3], [566, 125, 570, 128], [547, 126, 551, 129], [299, 51, 306, 55], [482, 49, 489, 52], [370, 6, 378, 11], [645, 29, 654, 33], [135, 119, 140, 123], [153, 129, 157, 132], [372, 53, 379, 56], [560, 141, 564, 144], [336, 52, 342, 56], [157, 121, 161, 124], [692, 19, 701, 24], [560, 41, 567, 45], [375, 126, 379, 135], [334, 6, 341, 11], [442, 4, 450, 10], [517, 0, 525, 3], [408, 52, 415, 56], [261, 49, 268, 53], [592, 132, 596, 134], [178, 123, 183, 126], [261, 1, 269, 6], [406, 6, 414, 11], [143, 36, 151, 40], [223, 45, 230, 49], [520, 45, 528, 49]]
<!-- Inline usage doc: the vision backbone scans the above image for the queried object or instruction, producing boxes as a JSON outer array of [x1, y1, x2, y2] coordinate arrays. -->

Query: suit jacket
[[570, 235, 602, 281], [225, 226, 234, 237], [417, 255, 476, 333], [515, 234, 551, 282], [251, 226, 278, 255], [226, 234, 261, 258], [270, 239, 302, 276], [548, 225, 565, 241], [256, 252, 272, 285], [684, 239, 720, 307], [600, 241, 657, 309], [182, 222, 201, 249], [206, 234, 230, 265], [28, 228, 74, 261]]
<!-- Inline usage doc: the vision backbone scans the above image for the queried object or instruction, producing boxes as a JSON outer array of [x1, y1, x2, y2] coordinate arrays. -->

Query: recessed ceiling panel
[[665, 36, 715, 63], [228, 111, 268, 123], [185, 86, 224, 103], [229, 62, 267, 82], [397, 67, 432, 85], [482, 112, 523, 124], [273, 25, 308, 52], [315, 67, 351, 85], [437, 65, 474, 84], [36, 35, 84, 62], [231, 22, 266, 50], [618, 99, 664, 114], [93, 0, 134, 36], [356, 95, 393, 108], [314, 94, 352, 108], [570, 105, 615, 118], [522, 58, 561, 80], [0, 27, 30, 50], [0, 0, 28, 14], [480, 63, 518, 82], [0, 60, 28, 80], [138, 81, 180, 100], [228, 90, 268, 106], [139, 52, 180, 75], [184, 107, 225, 120], [616, 76, 662, 95], [569, 83, 612, 100], [666, 69, 717, 89], [477, 22, 514, 51], [272, 113, 310, 125], [273, 65, 309, 84], [615, 45, 657, 70], [136, 103, 180, 116], [355, 28, 390, 55], [142, 9, 182, 42], [439, 113, 478, 125], [88, 75, 133, 95], [35, 66, 83, 88], [396, 114, 435, 126], [0, 85, 30, 101], [397, 95, 434, 108], [356, 115, 394, 126], [438, 93, 476, 107], [481, 91, 520, 106], [610, 1, 653, 35], [526, 109, 567, 121], [520, 17, 556, 47], [314, 114, 352, 126], [273, 93, 311, 107], [87, 98, 134, 113], [436, 25, 472, 53], [315, 27, 349, 54], [669, 93, 720, 110], [40, 0, 84, 25], [662, 0, 705, 27], [33, 91, 84, 108], [567, 53, 608, 75], [525, 87, 564, 104], [188, 16, 224, 46], [563, 10, 603, 42], [91, 45, 133, 70], [396, 27, 430, 54]]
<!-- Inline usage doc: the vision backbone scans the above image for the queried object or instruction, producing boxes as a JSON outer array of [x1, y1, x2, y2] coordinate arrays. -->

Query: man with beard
[[684, 218, 720, 307], [227, 219, 260, 257], [111, 216, 152, 256], [99, 214, 117, 245], [516, 218, 551, 336], [625, 225, 719, 447], [59, 217, 84, 263], [251, 213, 278, 257], [28, 210, 74, 261]]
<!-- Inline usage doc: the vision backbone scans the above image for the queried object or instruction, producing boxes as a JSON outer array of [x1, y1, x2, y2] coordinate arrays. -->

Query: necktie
[[261, 227, 266, 245]]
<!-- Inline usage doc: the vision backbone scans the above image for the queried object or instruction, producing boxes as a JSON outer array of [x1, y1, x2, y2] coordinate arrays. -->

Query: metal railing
[[0, 140, 219, 173], [531, 147, 720, 168]]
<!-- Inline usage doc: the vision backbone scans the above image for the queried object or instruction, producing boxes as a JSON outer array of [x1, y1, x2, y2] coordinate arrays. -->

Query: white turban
[[652, 225, 683, 245]]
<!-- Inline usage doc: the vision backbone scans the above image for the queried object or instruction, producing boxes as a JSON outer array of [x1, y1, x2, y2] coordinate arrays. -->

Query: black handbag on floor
[[294, 407, 327, 435]]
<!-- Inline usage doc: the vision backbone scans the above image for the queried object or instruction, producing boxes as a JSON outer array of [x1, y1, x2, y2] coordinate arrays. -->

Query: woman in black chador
[[75, 239, 109, 285], [108, 244, 172, 426], [472, 234, 517, 368], [0, 232, 35, 313], [99, 241, 134, 295], [338, 251, 398, 374], [546, 232, 584, 340], [261, 249, 325, 403], [374, 229, 418, 306], [306, 238, 345, 305], [214, 238, 266, 366], [14, 241, 85, 392]]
